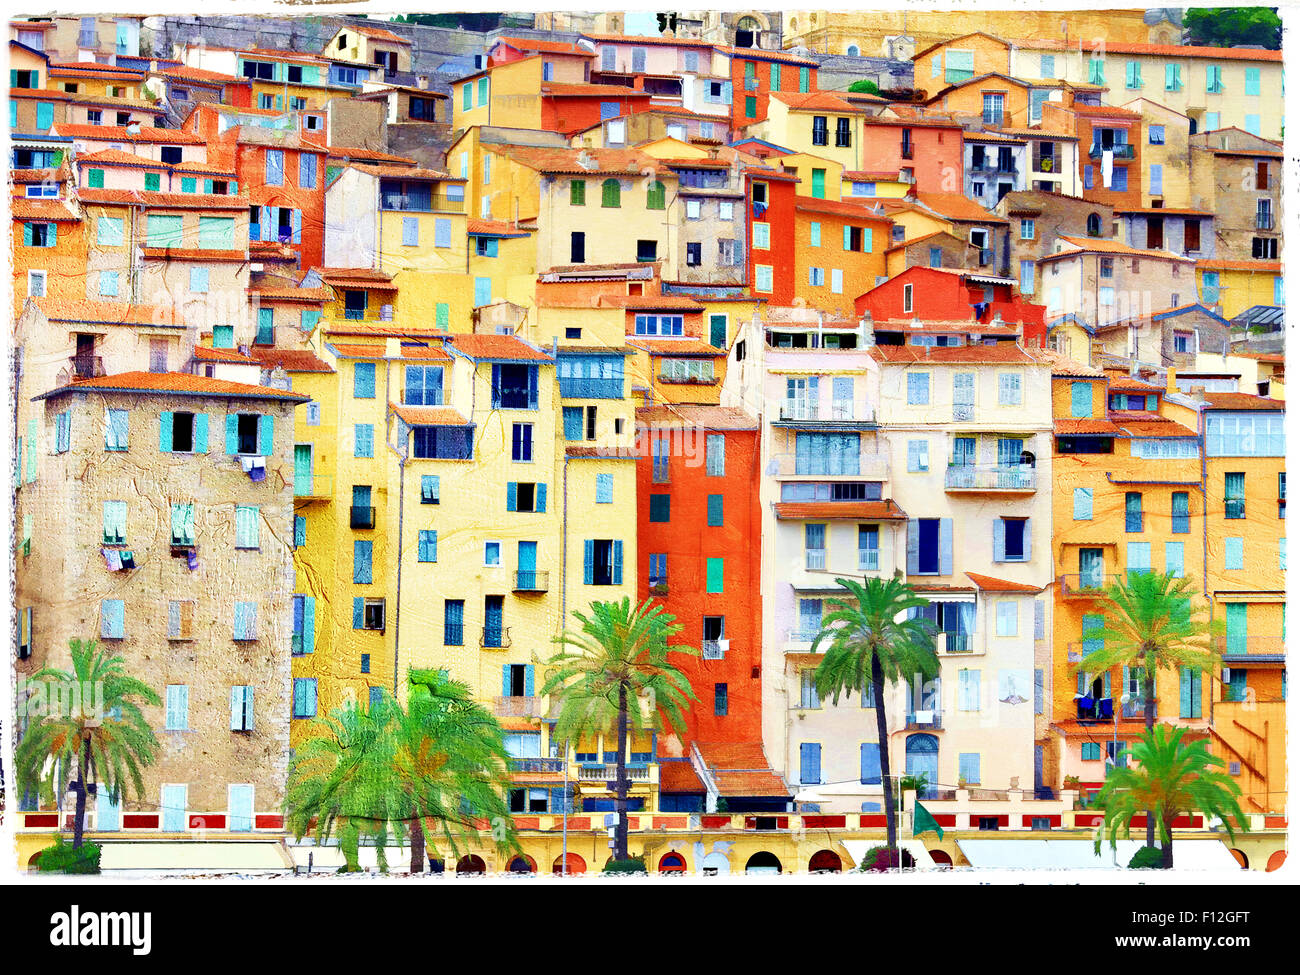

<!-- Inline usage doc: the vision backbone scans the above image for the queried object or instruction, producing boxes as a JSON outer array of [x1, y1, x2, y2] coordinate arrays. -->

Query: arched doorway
[[808, 849, 841, 873], [906, 733, 940, 798], [929, 849, 953, 867], [455, 854, 485, 875], [552, 852, 585, 875], [507, 854, 536, 874], [1229, 849, 1248, 869], [846, 45, 860, 57], [745, 851, 782, 874], [658, 852, 687, 874], [699, 851, 731, 876], [1267, 850, 1287, 872]]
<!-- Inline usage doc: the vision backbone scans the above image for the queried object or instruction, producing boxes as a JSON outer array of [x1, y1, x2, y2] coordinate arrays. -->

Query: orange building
[[1042, 100, 1144, 211], [792, 196, 891, 317], [10, 165, 86, 314], [635, 405, 763, 776]]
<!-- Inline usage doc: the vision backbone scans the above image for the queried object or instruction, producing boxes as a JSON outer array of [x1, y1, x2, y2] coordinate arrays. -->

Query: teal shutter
[[939, 519, 953, 575], [536, 483, 546, 512], [502, 666, 511, 696], [353, 597, 364, 629], [612, 540, 623, 585], [524, 666, 534, 697], [1071, 382, 1092, 417], [159, 412, 173, 451], [353, 540, 372, 584], [863, 227, 872, 252], [1073, 488, 1093, 520], [225, 414, 238, 454], [192, 414, 209, 454], [583, 540, 594, 584], [843, 225, 852, 251], [302, 597, 315, 654], [258, 415, 273, 455], [506, 482, 517, 511]]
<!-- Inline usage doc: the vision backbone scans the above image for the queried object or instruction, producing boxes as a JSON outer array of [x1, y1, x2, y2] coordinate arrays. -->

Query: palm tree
[[14, 639, 161, 850], [1093, 725, 1248, 869], [285, 673, 516, 873], [1074, 571, 1222, 847], [810, 576, 939, 854], [544, 597, 697, 861]]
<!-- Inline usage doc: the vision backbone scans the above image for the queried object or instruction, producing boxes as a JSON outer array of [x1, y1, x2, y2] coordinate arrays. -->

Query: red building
[[720, 47, 819, 132], [182, 103, 328, 271], [745, 166, 798, 305], [539, 82, 654, 137], [856, 264, 1047, 346], [636, 405, 763, 763]]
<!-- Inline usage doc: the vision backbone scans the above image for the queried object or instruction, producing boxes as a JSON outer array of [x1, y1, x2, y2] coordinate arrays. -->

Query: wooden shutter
[[939, 519, 953, 576]]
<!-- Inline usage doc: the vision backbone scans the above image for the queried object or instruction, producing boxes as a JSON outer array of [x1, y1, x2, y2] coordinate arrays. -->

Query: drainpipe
[[384, 358, 407, 698], [561, 453, 571, 625]]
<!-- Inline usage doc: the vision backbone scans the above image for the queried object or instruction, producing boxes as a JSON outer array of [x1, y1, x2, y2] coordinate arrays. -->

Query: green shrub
[[603, 857, 648, 874], [1127, 846, 1165, 869], [34, 838, 101, 874], [858, 845, 916, 872]]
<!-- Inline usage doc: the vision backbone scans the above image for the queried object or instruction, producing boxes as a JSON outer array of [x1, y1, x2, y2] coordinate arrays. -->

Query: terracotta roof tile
[[448, 334, 553, 362], [493, 144, 660, 176], [391, 405, 471, 426], [10, 168, 60, 184], [54, 123, 206, 144], [1054, 418, 1123, 435], [467, 218, 529, 236], [347, 162, 458, 181], [773, 500, 908, 521], [344, 24, 411, 44], [193, 346, 259, 363], [35, 298, 183, 326], [328, 343, 389, 359], [247, 348, 335, 373], [628, 338, 726, 357], [635, 405, 757, 429], [10, 199, 78, 221], [657, 761, 705, 794], [1116, 418, 1197, 437], [141, 247, 247, 262], [1196, 259, 1282, 272], [1202, 392, 1284, 411], [564, 446, 634, 458], [600, 294, 701, 310], [157, 65, 245, 84], [580, 32, 716, 48], [794, 197, 893, 221], [400, 345, 452, 361], [915, 191, 1008, 224], [541, 82, 652, 98], [768, 90, 863, 113], [327, 145, 418, 165], [1038, 349, 1105, 376], [1020, 38, 1282, 62], [493, 36, 591, 56], [249, 287, 332, 303], [965, 572, 1044, 593], [870, 344, 1037, 365], [36, 371, 307, 402], [694, 742, 789, 798], [1056, 236, 1192, 260], [76, 188, 247, 210]]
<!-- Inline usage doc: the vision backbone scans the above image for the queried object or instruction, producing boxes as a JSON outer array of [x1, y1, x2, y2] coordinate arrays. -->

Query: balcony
[[905, 710, 942, 730], [481, 626, 511, 649], [953, 403, 975, 421], [294, 473, 334, 500], [1088, 143, 1136, 160], [1256, 213, 1275, 231], [576, 763, 653, 782], [786, 628, 822, 652], [71, 354, 105, 379], [702, 639, 728, 660], [512, 570, 549, 592], [1059, 573, 1120, 598], [1224, 498, 1245, 519], [1219, 635, 1286, 662], [900, 142, 914, 160], [805, 548, 826, 570], [495, 696, 544, 719], [508, 756, 565, 774], [350, 506, 376, 530], [558, 377, 623, 399], [771, 452, 890, 478], [944, 463, 1036, 493], [936, 632, 973, 655], [776, 405, 877, 427]]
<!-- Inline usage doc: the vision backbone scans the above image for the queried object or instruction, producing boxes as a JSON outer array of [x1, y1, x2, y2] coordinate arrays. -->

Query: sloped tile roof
[[965, 572, 1044, 593], [391, 405, 471, 426], [247, 348, 335, 373], [773, 500, 908, 521], [448, 334, 553, 362], [35, 371, 307, 402]]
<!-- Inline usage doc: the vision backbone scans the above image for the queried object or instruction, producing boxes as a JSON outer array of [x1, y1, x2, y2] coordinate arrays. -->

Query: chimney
[[416, 75, 429, 90]]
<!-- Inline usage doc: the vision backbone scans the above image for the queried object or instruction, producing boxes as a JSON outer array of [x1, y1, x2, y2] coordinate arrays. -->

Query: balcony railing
[[1224, 498, 1245, 519], [858, 550, 880, 572], [350, 506, 376, 530], [508, 756, 565, 773], [576, 763, 652, 781], [71, 354, 105, 379], [1088, 143, 1136, 159], [558, 377, 623, 399], [1256, 213, 1275, 231], [805, 549, 826, 570], [900, 143, 914, 159], [481, 626, 511, 649], [778, 405, 876, 424], [1219, 635, 1286, 659], [787, 627, 821, 648], [701, 639, 728, 660], [905, 710, 942, 730], [512, 570, 549, 592], [1059, 573, 1120, 597], [952, 403, 976, 421], [495, 696, 543, 719], [937, 632, 973, 655], [944, 464, 1036, 492], [771, 452, 890, 478]]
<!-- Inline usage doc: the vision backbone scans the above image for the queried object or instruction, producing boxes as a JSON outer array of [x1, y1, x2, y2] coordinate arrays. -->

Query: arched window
[[846, 45, 860, 57], [455, 854, 486, 874], [808, 849, 842, 873], [552, 852, 586, 875], [507, 854, 536, 873], [601, 178, 621, 208], [658, 852, 687, 873], [1086, 213, 1102, 237], [646, 179, 666, 210], [745, 851, 782, 874]]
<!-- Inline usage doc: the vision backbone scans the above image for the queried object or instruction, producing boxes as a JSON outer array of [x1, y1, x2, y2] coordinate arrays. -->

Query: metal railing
[[507, 755, 565, 773], [350, 506, 376, 529], [937, 632, 973, 655], [952, 403, 976, 421], [495, 697, 544, 719], [701, 639, 727, 660], [1255, 213, 1275, 230], [71, 354, 105, 379], [512, 570, 549, 592], [558, 377, 623, 399], [944, 464, 1036, 491], [779, 405, 876, 423], [771, 452, 890, 478], [1224, 498, 1246, 519], [1059, 573, 1120, 596], [481, 626, 511, 649], [900, 143, 914, 159], [905, 711, 942, 730], [805, 549, 826, 570], [786, 628, 821, 646], [1088, 143, 1136, 159]]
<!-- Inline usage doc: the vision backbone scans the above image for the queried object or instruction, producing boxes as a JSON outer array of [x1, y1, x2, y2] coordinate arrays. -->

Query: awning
[[956, 838, 1244, 871], [841, 839, 936, 870], [98, 840, 292, 873]]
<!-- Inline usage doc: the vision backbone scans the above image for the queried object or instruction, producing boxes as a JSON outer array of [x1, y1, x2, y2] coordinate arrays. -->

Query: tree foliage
[[848, 79, 880, 94], [1183, 8, 1281, 49]]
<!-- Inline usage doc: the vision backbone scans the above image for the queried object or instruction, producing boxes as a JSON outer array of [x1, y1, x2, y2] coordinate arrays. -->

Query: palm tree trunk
[[409, 815, 425, 875], [72, 735, 90, 850], [873, 657, 897, 853], [615, 683, 630, 862], [341, 820, 360, 873], [1143, 669, 1156, 848]]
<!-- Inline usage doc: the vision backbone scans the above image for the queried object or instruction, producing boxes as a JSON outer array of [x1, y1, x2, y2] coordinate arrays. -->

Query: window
[[958, 669, 981, 711], [23, 222, 55, 248], [506, 482, 545, 513], [1225, 472, 1246, 519], [906, 372, 930, 405], [584, 539, 624, 586], [601, 178, 621, 208], [752, 222, 770, 249], [858, 524, 879, 571], [233, 601, 258, 641], [234, 505, 259, 549], [293, 678, 318, 719], [705, 557, 724, 593], [907, 439, 930, 473], [800, 671, 821, 710], [1225, 537, 1244, 571], [649, 494, 671, 523], [165, 685, 189, 730], [417, 529, 438, 563]]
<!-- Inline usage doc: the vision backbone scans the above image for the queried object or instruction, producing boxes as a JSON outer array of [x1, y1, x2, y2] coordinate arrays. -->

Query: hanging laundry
[[120, 551, 136, 570], [102, 548, 122, 571], [249, 465, 267, 483], [186, 550, 199, 571]]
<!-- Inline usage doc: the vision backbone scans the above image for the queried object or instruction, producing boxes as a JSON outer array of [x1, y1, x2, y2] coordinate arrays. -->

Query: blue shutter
[[302, 596, 315, 653], [192, 414, 209, 454], [258, 415, 273, 455], [583, 539, 594, 584], [353, 597, 364, 629], [502, 666, 512, 696], [291, 210, 302, 244], [939, 519, 953, 576], [1074, 488, 1093, 520], [860, 743, 882, 784], [907, 520, 920, 575], [159, 412, 173, 451], [225, 414, 238, 454], [993, 517, 1006, 561], [506, 482, 517, 511], [612, 540, 623, 585], [1023, 519, 1032, 560], [354, 540, 372, 583], [799, 743, 821, 784], [536, 483, 547, 512], [524, 665, 534, 697], [402, 216, 418, 246]]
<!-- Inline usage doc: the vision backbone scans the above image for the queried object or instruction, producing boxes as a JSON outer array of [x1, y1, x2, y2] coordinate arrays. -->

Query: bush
[[858, 845, 916, 872], [1127, 846, 1165, 869], [603, 857, 648, 874], [848, 79, 880, 94], [34, 838, 101, 874]]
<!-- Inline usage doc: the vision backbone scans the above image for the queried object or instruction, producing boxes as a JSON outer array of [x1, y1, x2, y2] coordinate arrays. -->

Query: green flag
[[913, 801, 944, 840]]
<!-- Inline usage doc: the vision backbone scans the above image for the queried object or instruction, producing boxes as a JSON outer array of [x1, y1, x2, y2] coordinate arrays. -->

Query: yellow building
[[1119, 97, 1192, 209], [1198, 260, 1283, 321], [746, 91, 870, 172]]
